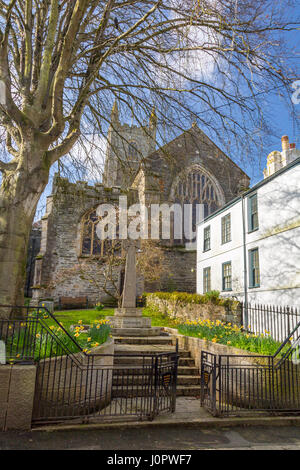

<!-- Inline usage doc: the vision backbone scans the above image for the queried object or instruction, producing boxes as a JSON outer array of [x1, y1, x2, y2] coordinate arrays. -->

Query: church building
[[30, 102, 249, 307]]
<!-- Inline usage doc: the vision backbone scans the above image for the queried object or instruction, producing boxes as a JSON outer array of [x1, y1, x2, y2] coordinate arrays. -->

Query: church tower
[[103, 101, 157, 188]]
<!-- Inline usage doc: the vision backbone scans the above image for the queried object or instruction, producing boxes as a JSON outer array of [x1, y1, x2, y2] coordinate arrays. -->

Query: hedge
[[144, 291, 235, 309]]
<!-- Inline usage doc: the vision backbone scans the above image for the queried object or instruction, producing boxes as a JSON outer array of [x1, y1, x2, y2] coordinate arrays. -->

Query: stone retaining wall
[[147, 294, 242, 326], [0, 365, 36, 431], [32, 338, 114, 419], [0, 339, 114, 430]]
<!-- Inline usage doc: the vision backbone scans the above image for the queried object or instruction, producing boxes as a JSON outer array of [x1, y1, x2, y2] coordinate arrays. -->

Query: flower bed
[[6, 314, 111, 361], [177, 318, 285, 356], [143, 306, 285, 357]]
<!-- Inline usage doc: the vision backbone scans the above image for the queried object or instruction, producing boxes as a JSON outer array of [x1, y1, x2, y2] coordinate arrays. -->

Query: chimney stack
[[281, 135, 289, 151], [264, 136, 299, 179]]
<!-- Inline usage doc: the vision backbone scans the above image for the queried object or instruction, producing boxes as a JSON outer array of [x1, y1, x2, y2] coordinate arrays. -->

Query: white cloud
[[153, 1, 223, 87], [69, 133, 107, 183]]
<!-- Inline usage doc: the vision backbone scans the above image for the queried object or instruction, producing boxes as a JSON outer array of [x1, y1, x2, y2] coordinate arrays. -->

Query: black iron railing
[[201, 318, 300, 416], [241, 302, 300, 342], [0, 305, 178, 424]]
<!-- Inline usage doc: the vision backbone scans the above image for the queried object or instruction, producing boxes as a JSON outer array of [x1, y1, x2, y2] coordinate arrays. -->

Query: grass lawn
[[142, 307, 178, 328], [48, 308, 115, 329], [46, 307, 177, 329]]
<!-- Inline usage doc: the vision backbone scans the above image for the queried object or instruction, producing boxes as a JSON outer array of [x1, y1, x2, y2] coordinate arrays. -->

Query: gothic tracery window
[[172, 166, 222, 243], [80, 208, 121, 257]]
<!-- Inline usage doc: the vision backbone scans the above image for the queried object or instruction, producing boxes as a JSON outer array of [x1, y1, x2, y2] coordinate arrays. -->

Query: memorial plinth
[[106, 244, 152, 331]]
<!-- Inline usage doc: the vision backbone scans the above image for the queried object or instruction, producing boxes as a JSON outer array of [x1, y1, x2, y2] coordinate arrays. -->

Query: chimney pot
[[281, 135, 289, 151], [290, 143, 296, 149]]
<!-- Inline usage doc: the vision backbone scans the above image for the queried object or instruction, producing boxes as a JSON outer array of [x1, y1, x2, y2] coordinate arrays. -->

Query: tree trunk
[[0, 157, 49, 319]]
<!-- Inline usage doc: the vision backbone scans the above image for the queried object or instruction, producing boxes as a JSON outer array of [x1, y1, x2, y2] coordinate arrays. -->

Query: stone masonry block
[[4, 365, 36, 431]]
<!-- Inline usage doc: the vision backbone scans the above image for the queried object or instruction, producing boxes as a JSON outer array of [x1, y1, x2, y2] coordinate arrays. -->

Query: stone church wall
[[31, 177, 128, 307], [144, 248, 196, 293]]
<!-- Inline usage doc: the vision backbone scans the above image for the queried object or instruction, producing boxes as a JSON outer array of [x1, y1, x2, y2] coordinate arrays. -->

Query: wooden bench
[[58, 296, 89, 310]]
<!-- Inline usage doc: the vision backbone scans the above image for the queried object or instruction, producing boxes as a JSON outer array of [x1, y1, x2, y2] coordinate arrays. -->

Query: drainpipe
[[241, 195, 248, 328]]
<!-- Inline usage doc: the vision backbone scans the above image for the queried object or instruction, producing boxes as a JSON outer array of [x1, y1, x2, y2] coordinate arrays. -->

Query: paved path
[[1, 425, 300, 450], [2, 398, 300, 451]]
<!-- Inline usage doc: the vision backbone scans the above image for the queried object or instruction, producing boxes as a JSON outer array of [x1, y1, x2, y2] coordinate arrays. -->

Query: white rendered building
[[196, 136, 300, 308]]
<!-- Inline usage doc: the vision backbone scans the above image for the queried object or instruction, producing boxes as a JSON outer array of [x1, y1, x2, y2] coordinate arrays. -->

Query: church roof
[[143, 124, 250, 179]]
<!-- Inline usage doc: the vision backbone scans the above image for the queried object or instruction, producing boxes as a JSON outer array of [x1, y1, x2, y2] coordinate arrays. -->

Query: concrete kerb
[[31, 415, 300, 434]]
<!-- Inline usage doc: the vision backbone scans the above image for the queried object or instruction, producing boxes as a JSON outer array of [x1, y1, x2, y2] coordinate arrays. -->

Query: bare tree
[[47, 240, 168, 307], [0, 0, 298, 315]]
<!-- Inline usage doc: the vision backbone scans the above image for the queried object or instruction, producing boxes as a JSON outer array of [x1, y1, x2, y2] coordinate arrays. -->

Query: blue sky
[[246, 27, 300, 184]]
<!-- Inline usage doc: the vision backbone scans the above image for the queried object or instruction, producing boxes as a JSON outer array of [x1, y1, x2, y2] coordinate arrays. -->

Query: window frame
[[221, 213, 231, 244], [203, 266, 211, 293], [203, 225, 211, 252], [248, 247, 260, 288], [222, 261, 232, 291], [248, 193, 259, 233]]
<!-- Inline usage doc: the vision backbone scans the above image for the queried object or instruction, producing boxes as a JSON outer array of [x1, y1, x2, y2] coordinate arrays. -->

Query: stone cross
[[0, 340, 6, 365], [121, 243, 137, 308]]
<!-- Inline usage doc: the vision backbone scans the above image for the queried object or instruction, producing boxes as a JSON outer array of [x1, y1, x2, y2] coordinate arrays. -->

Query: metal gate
[[0, 305, 178, 424], [32, 351, 178, 424], [200, 319, 300, 416]]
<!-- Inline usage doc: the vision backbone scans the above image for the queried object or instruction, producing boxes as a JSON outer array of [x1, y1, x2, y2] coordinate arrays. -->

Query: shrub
[[95, 302, 105, 312], [144, 291, 236, 307]]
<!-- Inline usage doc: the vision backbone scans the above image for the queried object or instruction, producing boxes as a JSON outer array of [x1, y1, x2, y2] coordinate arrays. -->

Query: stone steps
[[177, 366, 199, 376], [178, 357, 196, 367], [114, 336, 173, 345], [111, 330, 201, 397], [176, 385, 202, 397], [112, 365, 199, 375], [112, 385, 202, 398], [111, 327, 163, 337], [112, 374, 200, 386], [114, 353, 195, 367], [114, 344, 190, 357]]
